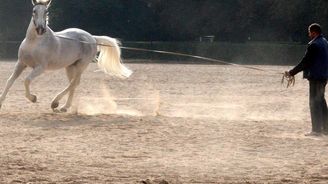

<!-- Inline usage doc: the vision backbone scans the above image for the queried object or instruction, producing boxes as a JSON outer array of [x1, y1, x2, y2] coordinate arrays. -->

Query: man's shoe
[[305, 132, 322, 136], [322, 131, 328, 135]]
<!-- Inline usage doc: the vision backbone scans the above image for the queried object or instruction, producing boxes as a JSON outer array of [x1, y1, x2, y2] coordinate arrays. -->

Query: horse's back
[[56, 28, 96, 44], [54, 28, 98, 63]]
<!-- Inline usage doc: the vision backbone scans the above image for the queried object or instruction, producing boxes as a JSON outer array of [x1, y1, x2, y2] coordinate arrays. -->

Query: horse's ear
[[31, 0, 52, 6], [31, 0, 38, 6], [46, 0, 52, 7]]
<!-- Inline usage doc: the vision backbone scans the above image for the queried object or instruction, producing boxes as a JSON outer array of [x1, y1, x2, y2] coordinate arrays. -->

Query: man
[[285, 23, 328, 136]]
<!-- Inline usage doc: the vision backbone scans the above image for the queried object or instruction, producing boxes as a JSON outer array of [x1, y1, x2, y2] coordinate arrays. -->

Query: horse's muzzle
[[36, 27, 46, 35]]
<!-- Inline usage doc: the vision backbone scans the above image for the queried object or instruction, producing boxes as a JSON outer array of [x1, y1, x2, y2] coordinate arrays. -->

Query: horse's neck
[[26, 19, 38, 41]]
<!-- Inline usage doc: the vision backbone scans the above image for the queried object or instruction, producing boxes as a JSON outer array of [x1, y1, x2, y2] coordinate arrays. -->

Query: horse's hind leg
[[59, 65, 80, 112], [0, 61, 26, 108], [51, 63, 87, 112], [24, 66, 45, 103], [51, 72, 81, 112]]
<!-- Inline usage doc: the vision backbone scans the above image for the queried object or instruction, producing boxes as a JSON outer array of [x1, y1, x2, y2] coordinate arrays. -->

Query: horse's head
[[31, 0, 52, 35]]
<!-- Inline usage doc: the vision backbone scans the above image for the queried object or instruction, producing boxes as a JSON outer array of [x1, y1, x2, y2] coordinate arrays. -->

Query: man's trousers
[[309, 80, 328, 132]]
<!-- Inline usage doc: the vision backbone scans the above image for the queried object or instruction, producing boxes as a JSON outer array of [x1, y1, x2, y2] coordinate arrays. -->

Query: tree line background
[[0, 0, 328, 43]]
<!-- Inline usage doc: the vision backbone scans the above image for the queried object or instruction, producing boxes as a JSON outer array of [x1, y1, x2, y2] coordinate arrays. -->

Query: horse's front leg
[[25, 66, 45, 103], [0, 61, 26, 108]]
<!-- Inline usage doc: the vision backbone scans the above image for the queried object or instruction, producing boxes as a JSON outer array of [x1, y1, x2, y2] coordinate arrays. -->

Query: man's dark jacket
[[289, 35, 328, 80]]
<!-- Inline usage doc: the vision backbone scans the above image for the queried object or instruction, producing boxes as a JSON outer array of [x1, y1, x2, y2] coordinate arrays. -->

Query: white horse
[[0, 0, 132, 112]]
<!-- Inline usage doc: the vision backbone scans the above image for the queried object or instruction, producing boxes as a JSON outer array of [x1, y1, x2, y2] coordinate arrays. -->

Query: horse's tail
[[93, 36, 132, 78]]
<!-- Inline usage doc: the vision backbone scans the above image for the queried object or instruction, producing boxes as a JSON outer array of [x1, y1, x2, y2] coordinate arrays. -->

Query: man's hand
[[284, 71, 291, 77], [282, 71, 295, 88]]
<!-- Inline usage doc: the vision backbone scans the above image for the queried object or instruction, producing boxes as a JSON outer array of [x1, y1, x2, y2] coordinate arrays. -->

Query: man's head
[[308, 23, 322, 40]]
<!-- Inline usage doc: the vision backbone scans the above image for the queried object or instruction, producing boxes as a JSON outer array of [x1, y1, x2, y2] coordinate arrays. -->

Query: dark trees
[[0, 0, 327, 42]]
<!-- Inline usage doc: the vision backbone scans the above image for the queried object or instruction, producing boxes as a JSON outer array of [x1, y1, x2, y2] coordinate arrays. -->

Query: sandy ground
[[0, 61, 328, 184]]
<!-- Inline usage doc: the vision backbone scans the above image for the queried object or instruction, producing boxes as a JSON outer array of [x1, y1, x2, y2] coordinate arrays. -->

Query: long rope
[[57, 35, 297, 87], [121, 46, 270, 72], [54, 35, 279, 73]]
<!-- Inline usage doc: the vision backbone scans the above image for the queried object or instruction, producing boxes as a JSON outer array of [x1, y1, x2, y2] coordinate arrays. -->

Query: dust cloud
[[73, 82, 161, 117]]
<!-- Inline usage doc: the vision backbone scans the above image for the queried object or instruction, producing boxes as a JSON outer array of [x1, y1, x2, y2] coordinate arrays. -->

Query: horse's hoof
[[51, 101, 59, 109], [30, 95, 37, 103], [52, 109, 60, 113], [60, 107, 67, 113]]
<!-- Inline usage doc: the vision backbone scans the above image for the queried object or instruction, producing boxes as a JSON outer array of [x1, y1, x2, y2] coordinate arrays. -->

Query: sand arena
[[0, 61, 327, 183]]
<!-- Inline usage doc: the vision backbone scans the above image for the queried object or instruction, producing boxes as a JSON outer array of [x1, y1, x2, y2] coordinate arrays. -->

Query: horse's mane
[[46, 14, 49, 26]]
